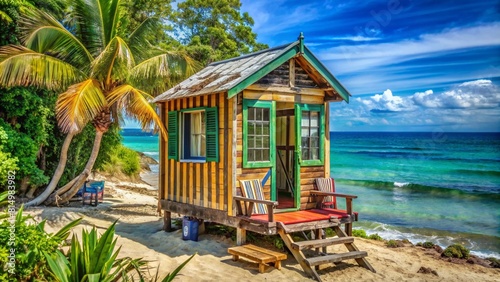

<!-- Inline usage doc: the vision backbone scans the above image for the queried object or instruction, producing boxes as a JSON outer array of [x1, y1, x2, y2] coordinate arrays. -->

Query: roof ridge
[[209, 40, 299, 66]]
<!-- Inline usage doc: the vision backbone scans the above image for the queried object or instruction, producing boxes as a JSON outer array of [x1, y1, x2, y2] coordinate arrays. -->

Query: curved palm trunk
[[46, 109, 111, 206], [46, 130, 104, 205], [25, 132, 75, 207]]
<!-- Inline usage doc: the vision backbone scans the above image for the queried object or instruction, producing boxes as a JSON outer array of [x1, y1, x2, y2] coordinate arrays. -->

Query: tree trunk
[[25, 132, 75, 207], [46, 130, 104, 206], [25, 185, 38, 198], [45, 108, 111, 206]]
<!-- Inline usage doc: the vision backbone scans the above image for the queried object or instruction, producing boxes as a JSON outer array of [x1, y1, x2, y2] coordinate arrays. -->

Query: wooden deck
[[250, 209, 349, 224]]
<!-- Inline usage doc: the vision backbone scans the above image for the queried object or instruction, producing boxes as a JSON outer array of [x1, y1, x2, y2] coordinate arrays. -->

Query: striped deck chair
[[239, 179, 268, 215], [315, 178, 336, 208], [315, 177, 358, 221]]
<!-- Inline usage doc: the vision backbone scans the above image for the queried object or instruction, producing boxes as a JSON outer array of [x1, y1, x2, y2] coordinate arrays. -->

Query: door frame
[[294, 103, 326, 210]]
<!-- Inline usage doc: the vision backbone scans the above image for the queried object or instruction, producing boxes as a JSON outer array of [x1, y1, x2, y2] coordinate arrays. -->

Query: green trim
[[303, 47, 350, 103], [167, 111, 178, 160], [296, 104, 325, 167], [227, 45, 299, 98], [242, 99, 276, 169], [180, 107, 206, 113], [294, 104, 301, 209]]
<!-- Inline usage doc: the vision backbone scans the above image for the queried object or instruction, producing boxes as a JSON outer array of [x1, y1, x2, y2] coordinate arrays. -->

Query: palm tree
[[0, 0, 197, 206]]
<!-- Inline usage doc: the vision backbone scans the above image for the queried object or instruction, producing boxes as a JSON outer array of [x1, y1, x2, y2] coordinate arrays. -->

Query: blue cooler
[[182, 216, 199, 241]]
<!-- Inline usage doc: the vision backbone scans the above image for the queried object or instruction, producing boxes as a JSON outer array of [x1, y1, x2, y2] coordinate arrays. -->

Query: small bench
[[228, 244, 287, 273]]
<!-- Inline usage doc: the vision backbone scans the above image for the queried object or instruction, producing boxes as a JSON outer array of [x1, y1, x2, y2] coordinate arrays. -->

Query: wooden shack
[[153, 34, 374, 281]]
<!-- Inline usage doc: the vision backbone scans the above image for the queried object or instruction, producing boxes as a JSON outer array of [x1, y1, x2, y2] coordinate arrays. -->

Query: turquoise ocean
[[122, 129, 500, 258]]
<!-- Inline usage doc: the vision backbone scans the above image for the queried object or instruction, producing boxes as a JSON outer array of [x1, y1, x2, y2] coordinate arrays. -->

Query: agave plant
[[0, 0, 198, 206], [45, 221, 195, 282]]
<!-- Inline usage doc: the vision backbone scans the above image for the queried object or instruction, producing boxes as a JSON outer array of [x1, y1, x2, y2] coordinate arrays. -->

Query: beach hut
[[153, 34, 374, 280]]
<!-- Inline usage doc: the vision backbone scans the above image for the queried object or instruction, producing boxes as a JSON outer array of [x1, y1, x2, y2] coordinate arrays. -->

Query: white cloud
[[332, 79, 500, 131], [413, 79, 500, 109], [320, 23, 500, 74], [356, 89, 415, 112]]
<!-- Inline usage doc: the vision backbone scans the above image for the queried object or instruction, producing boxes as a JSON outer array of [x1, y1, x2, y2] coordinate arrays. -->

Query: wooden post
[[236, 228, 246, 245], [163, 211, 171, 232], [345, 198, 353, 236]]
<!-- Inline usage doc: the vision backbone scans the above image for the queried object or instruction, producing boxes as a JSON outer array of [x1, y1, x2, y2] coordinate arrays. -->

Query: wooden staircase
[[278, 225, 375, 282]]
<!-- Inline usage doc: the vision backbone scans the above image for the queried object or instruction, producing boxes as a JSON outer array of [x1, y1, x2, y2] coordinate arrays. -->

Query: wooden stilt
[[236, 228, 246, 246], [163, 211, 171, 232]]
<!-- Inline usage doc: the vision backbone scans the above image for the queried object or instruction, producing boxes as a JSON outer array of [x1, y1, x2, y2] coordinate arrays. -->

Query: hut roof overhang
[[153, 38, 351, 103]]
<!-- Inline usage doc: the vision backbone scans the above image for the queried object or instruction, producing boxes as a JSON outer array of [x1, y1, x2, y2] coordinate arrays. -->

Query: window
[[243, 100, 275, 168], [296, 104, 324, 166], [182, 110, 206, 159], [301, 111, 320, 161], [167, 107, 218, 162]]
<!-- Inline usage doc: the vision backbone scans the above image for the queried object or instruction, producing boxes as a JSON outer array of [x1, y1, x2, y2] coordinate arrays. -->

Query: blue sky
[[239, 0, 500, 132]]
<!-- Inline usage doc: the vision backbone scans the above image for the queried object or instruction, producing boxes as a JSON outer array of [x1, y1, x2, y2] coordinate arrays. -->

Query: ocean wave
[[355, 221, 500, 258], [336, 179, 500, 198]]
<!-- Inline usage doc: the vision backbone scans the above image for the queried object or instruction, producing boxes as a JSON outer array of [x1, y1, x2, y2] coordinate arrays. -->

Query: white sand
[[25, 179, 499, 282]]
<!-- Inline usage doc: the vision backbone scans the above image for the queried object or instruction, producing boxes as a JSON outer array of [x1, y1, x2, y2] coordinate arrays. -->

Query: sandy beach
[[23, 173, 499, 282]]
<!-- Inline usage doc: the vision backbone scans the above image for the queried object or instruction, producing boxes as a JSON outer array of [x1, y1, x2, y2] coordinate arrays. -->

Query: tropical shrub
[[442, 244, 470, 259], [368, 233, 383, 241], [0, 127, 18, 186], [44, 221, 195, 282], [352, 229, 367, 238], [101, 145, 141, 177], [0, 206, 81, 281]]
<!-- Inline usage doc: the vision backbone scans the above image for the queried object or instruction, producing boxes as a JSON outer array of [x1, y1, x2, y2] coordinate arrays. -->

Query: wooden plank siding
[[299, 166, 325, 210], [160, 92, 233, 211]]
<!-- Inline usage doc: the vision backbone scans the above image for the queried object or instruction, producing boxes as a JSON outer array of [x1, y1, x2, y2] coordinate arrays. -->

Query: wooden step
[[305, 251, 368, 267], [291, 237, 354, 251]]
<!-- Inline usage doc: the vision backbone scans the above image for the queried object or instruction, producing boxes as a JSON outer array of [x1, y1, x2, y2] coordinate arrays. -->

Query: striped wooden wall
[[160, 92, 233, 212], [299, 166, 326, 210]]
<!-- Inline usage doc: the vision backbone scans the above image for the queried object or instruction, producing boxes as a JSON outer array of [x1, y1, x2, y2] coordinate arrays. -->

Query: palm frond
[[56, 79, 107, 133], [91, 36, 134, 89], [20, 8, 93, 69], [97, 0, 120, 44], [127, 17, 161, 62], [130, 51, 199, 95], [71, 0, 106, 56], [0, 10, 13, 23], [0, 45, 85, 90], [107, 84, 167, 139]]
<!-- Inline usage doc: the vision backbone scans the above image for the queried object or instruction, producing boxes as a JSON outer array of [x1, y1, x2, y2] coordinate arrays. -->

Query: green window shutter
[[168, 111, 178, 160], [205, 107, 219, 162]]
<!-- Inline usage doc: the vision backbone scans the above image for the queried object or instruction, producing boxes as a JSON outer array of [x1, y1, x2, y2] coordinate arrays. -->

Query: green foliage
[[119, 0, 174, 46], [352, 229, 367, 238], [386, 240, 398, 248], [324, 227, 335, 237], [0, 206, 82, 281], [368, 233, 383, 241], [101, 145, 141, 176], [441, 244, 470, 259], [421, 241, 435, 248], [44, 221, 148, 282], [173, 0, 268, 65], [60, 124, 122, 184], [0, 127, 18, 186]]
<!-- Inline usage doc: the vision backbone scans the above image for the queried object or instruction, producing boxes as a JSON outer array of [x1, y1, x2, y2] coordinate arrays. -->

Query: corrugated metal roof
[[153, 41, 298, 102]]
